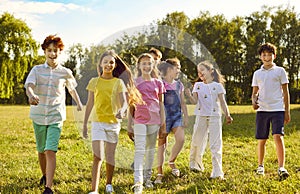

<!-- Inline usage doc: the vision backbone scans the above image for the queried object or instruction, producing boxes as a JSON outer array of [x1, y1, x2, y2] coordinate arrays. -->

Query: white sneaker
[[88, 192, 98, 194], [278, 167, 289, 180], [256, 166, 265, 175], [144, 179, 153, 188], [105, 184, 114, 193], [132, 183, 143, 194]]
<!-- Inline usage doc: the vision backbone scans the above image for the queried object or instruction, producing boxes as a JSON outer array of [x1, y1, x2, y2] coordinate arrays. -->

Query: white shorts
[[91, 122, 121, 143]]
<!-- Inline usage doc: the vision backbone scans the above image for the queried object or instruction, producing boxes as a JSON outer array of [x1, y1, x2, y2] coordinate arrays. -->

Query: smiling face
[[168, 64, 181, 79], [197, 64, 212, 82], [99, 55, 116, 75], [44, 43, 61, 68], [138, 56, 154, 76], [260, 51, 276, 68]]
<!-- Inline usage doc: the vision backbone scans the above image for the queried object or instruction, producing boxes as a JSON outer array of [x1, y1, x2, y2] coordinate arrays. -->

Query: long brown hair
[[98, 50, 143, 106], [197, 60, 225, 86]]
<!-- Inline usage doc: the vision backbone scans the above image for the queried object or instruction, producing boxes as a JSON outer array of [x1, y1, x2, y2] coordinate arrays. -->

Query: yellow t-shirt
[[86, 77, 127, 123]]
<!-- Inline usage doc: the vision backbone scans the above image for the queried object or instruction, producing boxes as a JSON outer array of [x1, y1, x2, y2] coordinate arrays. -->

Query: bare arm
[[158, 93, 167, 138], [180, 89, 189, 127], [82, 91, 94, 138], [251, 86, 259, 110], [184, 88, 198, 104], [218, 93, 233, 124], [25, 83, 39, 105], [127, 105, 135, 141], [116, 91, 128, 119], [282, 83, 291, 124], [69, 89, 83, 111]]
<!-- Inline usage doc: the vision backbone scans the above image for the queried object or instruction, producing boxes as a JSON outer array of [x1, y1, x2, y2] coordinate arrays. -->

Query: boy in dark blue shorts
[[251, 42, 290, 180]]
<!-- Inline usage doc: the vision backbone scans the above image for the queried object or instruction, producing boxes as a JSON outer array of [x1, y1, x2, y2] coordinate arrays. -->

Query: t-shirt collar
[[43, 62, 62, 70]]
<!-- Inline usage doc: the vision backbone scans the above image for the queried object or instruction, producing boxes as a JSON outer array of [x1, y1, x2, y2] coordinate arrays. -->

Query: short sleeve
[[157, 79, 166, 94], [118, 79, 127, 93], [251, 70, 259, 87], [86, 77, 98, 92], [24, 66, 37, 88], [217, 83, 226, 94], [280, 68, 289, 84], [65, 68, 77, 91]]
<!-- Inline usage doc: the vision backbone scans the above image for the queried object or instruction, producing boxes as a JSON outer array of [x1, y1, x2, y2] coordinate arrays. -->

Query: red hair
[[41, 35, 64, 51]]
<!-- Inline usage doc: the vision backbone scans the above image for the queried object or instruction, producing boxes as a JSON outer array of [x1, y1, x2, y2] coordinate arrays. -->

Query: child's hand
[[82, 125, 88, 139], [28, 94, 39, 105], [252, 103, 259, 110], [127, 131, 134, 142], [184, 88, 192, 97], [116, 109, 126, 119], [159, 123, 167, 139], [77, 102, 83, 111], [226, 115, 233, 124], [183, 116, 189, 128]]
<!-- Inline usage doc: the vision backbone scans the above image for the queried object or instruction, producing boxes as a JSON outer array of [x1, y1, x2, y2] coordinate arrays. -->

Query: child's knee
[[93, 153, 103, 162]]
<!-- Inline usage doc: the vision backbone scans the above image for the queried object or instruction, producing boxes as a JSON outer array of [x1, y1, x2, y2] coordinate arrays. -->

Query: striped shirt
[[24, 63, 77, 125]]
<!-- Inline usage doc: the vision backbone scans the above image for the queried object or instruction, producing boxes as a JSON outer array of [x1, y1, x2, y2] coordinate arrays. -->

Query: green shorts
[[33, 122, 62, 153]]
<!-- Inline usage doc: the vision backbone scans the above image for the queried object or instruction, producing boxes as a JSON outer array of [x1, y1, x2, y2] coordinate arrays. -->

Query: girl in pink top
[[127, 53, 166, 194]]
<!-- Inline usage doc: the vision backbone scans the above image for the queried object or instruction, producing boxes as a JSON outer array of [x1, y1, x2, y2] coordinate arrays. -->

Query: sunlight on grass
[[0, 105, 299, 193]]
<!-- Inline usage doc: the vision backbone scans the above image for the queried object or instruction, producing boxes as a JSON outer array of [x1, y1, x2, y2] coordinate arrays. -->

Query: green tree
[[0, 12, 38, 100], [269, 6, 300, 103]]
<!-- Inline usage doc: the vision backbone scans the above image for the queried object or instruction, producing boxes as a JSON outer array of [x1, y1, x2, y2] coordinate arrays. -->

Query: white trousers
[[133, 124, 159, 184], [190, 115, 224, 178]]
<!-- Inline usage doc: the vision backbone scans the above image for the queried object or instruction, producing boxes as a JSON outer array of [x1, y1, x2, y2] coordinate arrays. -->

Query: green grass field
[[0, 105, 300, 193]]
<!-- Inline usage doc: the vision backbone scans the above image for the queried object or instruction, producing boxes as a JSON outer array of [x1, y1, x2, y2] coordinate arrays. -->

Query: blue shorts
[[255, 111, 284, 139], [166, 113, 182, 133], [33, 122, 62, 152]]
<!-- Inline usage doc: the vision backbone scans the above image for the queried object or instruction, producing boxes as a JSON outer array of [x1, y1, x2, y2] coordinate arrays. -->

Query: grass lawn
[[0, 104, 300, 193]]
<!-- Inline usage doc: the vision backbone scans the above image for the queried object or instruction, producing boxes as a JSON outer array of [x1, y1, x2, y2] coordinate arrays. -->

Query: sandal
[[154, 174, 163, 184], [169, 162, 180, 177]]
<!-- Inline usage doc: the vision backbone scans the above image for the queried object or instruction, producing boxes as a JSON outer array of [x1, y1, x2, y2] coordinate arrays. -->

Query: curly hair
[[41, 35, 64, 51]]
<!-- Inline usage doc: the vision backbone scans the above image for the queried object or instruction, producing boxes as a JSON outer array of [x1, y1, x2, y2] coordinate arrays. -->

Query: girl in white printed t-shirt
[[185, 60, 233, 180]]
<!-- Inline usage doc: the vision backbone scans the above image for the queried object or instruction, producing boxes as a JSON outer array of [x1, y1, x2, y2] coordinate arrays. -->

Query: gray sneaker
[[256, 166, 265, 175], [105, 184, 113, 193], [144, 179, 153, 188], [132, 183, 143, 194]]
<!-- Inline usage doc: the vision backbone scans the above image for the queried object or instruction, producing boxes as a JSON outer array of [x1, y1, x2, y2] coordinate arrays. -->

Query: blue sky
[[1, 0, 299, 52]]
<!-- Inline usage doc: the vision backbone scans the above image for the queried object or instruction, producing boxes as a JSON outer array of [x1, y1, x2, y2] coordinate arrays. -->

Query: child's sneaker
[[190, 161, 204, 172], [105, 184, 114, 193], [154, 174, 163, 184], [43, 187, 53, 194], [278, 167, 289, 180], [144, 179, 153, 188], [256, 165, 265, 175], [132, 183, 143, 194]]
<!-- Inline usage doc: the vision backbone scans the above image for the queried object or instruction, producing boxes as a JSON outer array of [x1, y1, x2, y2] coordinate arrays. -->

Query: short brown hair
[[149, 47, 162, 59], [258, 42, 277, 55], [41, 35, 64, 51]]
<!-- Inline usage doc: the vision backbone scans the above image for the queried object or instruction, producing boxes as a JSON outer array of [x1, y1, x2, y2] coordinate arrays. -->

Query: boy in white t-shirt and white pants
[[251, 42, 291, 180]]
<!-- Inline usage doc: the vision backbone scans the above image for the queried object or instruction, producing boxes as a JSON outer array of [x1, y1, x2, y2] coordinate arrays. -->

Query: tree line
[[0, 5, 299, 104]]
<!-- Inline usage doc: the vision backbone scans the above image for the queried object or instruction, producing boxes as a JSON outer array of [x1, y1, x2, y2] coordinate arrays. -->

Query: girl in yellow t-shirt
[[83, 50, 142, 194]]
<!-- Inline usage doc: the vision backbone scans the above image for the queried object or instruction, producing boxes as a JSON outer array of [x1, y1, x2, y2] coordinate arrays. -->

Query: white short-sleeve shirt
[[251, 65, 289, 111], [24, 63, 77, 125], [192, 81, 226, 116]]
